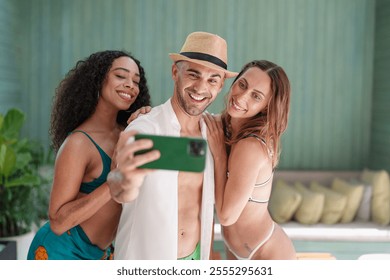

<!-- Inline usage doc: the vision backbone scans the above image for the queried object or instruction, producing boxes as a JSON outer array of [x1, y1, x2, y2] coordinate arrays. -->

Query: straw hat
[[169, 31, 238, 78]]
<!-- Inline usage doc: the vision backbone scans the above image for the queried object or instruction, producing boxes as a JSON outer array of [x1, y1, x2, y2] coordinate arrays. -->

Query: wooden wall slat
[[370, 0, 390, 172], [1, 0, 381, 171]]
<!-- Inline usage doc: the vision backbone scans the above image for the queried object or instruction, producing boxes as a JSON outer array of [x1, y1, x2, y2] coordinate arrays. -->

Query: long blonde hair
[[222, 60, 291, 168]]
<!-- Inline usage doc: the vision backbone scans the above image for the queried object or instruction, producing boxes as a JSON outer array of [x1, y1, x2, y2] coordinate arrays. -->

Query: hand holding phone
[[108, 130, 160, 203]]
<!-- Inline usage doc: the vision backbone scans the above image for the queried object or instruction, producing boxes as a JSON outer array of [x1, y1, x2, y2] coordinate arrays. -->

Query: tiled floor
[[292, 240, 390, 260]]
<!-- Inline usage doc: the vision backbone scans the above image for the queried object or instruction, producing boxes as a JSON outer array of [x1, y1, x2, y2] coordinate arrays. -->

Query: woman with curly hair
[[204, 60, 296, 260], [28, 50, 151, 260]]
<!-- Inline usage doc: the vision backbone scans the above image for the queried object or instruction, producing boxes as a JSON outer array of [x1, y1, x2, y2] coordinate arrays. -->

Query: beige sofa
[[214, 169, 390, 243], [272, 170, 390, 242]]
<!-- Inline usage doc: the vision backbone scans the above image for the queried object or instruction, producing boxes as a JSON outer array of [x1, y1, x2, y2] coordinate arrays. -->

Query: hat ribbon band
[[180, 52, 227, 70]]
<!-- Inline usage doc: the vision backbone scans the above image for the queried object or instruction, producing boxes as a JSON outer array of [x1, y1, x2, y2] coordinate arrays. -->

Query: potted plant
[[0, 108, 51, 259]]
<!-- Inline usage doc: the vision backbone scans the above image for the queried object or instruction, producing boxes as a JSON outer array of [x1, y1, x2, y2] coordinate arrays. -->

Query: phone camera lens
[[189, 141, 205, 157]]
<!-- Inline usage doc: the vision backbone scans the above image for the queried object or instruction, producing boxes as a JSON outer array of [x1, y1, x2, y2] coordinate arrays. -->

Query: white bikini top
[[249, 171, 273, 203], [227, 134, 274, 204]]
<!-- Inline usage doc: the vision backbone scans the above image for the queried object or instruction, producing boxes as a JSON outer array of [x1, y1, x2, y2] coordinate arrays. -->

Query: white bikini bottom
[[222, 222, 275, 260]]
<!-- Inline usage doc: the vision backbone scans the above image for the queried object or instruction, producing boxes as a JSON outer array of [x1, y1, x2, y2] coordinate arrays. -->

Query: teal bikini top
[[70, 130, 112, 194]]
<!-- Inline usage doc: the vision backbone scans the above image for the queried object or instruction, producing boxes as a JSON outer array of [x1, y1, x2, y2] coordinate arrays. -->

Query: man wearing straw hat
[[108, 31, 237, 260]]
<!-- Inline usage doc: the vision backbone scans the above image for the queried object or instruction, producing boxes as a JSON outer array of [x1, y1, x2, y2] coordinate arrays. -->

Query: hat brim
[[169, 53, 238, 78]]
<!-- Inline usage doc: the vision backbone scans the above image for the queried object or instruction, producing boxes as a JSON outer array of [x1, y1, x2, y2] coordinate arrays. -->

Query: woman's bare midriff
[[79, 195, 122, 250], [222, 204, 274, 258]]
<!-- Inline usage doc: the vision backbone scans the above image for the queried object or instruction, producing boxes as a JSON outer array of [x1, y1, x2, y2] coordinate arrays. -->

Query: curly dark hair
[[50, 50, 151, 152]]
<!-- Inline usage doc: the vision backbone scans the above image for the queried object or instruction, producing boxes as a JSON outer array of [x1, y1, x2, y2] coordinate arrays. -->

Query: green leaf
[[0, 144, 5, 174], [5, 174, 41, 188], [0, 144, 16, 177], [0, 108, 25, 140], [15, 152, 32, 172], [0, 114, 4, 131]]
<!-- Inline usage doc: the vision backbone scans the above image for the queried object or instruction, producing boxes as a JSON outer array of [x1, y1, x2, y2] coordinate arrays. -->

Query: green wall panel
[[0, 0, 21, 112], [4, 0, 378, 170], [370, 0, 390, 172]]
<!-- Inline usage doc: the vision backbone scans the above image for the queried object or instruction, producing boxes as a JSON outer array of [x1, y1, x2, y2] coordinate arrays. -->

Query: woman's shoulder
[[234, 136, 270, 162], [57, 130, 96, 157], [236, 135, 264, 148], [233, 137, 264, 155]]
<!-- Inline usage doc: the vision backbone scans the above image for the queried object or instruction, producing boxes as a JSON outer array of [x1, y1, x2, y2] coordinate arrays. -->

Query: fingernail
[[126, 136, 135, 145]]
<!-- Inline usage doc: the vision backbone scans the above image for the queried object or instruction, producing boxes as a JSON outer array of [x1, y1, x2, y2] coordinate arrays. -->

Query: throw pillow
[[331, 178, 364, 223], [309, 181, 347, 224], [361, 169, 390, 225], [293, 182, 325, 224], [354, 183, 372, 222], [269, 180, 302, 223]]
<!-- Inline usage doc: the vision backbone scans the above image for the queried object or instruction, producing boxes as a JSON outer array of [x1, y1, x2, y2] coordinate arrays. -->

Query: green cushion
[[293, 182, 325, 224], [309, 181, 347, 224], [361, 169, 390, 225], [331, 178, 364, 223], [269, 180, 302, 223]]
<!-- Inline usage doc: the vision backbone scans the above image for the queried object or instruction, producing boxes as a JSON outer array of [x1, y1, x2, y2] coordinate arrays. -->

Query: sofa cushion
[[269, 180, 302, 223], [309, 181, 347, 224], [354, 183, 372, 222], [331, 178, 364, 223], [361, 169, 390, 225], [293, 182, 325, 224]]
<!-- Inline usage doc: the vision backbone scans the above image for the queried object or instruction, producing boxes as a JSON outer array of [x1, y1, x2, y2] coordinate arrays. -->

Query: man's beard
[[176, 88, 210, 116]]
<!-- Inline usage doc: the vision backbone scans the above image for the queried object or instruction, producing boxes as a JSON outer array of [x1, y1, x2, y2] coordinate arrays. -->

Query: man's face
[[172, 61, 225, 116]]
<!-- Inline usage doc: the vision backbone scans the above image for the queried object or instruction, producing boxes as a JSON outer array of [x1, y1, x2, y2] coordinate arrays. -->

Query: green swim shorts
[[178, 243, 200, 260]]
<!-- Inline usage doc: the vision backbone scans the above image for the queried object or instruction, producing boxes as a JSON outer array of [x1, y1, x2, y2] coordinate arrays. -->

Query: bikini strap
[[248, 197, 269, 203], [254, 172, 274, 187], [70, 130, 110, 158], [245, 133, 274, 187], [246, 133, 266, 144], [247, 133, 274, 158], [71, 130, 99, 147]]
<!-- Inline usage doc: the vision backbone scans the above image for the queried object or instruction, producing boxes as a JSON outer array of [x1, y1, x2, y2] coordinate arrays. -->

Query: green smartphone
[[134, 134, 207, 172]]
